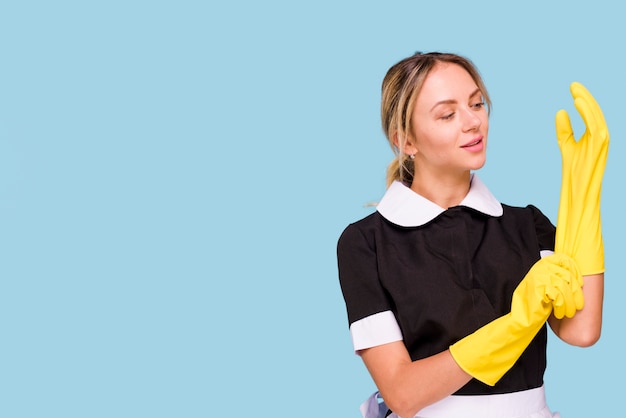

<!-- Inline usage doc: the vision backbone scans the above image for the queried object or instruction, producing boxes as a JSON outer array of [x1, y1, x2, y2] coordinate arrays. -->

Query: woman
[[337, 52, 607, 418]]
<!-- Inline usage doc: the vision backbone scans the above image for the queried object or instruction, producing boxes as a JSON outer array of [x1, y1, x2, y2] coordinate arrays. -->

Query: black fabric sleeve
[[527, 204, 556, 252], [336, 221, 392, 326]]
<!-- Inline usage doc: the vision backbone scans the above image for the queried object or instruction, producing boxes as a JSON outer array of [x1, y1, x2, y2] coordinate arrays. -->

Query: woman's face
[[408, 63, 489, 176]]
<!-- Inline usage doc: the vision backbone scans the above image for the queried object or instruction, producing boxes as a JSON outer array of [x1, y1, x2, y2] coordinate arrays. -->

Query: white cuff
[[350, 311, 403, 352]]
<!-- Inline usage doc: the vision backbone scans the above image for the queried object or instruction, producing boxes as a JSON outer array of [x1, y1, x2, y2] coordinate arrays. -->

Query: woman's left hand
[[554, 82, 609, 276]]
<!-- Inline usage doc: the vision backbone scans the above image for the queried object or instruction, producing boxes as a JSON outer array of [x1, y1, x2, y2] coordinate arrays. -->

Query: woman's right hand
[[449, 253, 584, 386]]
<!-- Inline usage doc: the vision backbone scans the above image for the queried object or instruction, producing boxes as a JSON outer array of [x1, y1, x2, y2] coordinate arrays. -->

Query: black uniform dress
[[337, 174, 556, 395]]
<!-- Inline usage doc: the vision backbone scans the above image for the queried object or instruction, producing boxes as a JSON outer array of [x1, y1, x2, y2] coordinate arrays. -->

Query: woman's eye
[[441, 112, 454, 120], [472, 101, 485, 109]]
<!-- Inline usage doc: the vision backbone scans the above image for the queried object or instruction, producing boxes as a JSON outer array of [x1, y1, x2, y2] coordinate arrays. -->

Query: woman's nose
[[462, 108, 481, 131]]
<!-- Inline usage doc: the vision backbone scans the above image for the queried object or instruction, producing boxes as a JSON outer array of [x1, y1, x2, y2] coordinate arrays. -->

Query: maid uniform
[[337, 174, 560, 418]]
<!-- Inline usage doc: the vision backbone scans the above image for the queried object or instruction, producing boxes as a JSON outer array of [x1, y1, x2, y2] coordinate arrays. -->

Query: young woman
[[337, 52, 607, 418]]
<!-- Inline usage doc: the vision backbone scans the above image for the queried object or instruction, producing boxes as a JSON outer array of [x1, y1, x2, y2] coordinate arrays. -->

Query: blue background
[[0, 1, 622, 417]]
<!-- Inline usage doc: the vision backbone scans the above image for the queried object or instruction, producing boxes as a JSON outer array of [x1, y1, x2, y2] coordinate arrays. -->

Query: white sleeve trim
[[349, 311, 403, 353], [540, 249, 554, 258]]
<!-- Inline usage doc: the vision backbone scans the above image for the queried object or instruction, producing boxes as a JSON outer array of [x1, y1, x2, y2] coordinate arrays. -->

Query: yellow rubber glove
[[449, 253, 583, 386], [555, 82, 609, 275]]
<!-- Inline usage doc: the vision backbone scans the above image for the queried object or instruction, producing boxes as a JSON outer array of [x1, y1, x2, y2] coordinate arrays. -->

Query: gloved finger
[[571, 82, 609, 136], [549, 289, 566, 319], [555, 281, 578, 318], [563, 256, 585, 312], [545, 253, 585, 318], [545, 285, 576, 319], [574, 96, 600, 141], [552, 252, 583, 281], [560, 283, 584, 317], [545, 254, 575, 277], [563, 257, 584, 296], [542, 264, 566, 319], [573, 287, 585, 311], [555, 109, 575, 149], [573, 97, 609, 160], [544, 277, 576, 319]]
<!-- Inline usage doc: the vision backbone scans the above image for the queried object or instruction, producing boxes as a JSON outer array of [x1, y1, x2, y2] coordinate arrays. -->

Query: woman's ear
[[394, 132, 418, 156], [403, 141, 418, 157]]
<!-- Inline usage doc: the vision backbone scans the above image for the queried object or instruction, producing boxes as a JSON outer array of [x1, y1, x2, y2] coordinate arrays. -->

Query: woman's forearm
[[360, 342, 471, 418], [548, 273, 604, 346]]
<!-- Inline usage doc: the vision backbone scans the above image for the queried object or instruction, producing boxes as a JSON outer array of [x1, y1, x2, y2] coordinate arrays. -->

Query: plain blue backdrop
[[0, 1, 622, 417]]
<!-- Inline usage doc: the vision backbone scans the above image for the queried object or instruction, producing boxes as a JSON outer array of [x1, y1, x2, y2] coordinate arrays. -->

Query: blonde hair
[[381, 52, 491, 187]]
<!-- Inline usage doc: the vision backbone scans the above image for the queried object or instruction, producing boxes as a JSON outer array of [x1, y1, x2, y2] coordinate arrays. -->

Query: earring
[[409, 154, 415, 159]]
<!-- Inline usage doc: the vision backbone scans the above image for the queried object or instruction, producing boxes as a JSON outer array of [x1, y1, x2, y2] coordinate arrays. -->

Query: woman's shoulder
[[500, 203, 551, 219], [500, 203, 555, 233], [340, 211, 380, 234], [337, 210, 390, 248]]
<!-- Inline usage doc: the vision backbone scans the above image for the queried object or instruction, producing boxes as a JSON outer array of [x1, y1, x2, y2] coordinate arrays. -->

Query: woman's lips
[[461, 137, 484, 152]]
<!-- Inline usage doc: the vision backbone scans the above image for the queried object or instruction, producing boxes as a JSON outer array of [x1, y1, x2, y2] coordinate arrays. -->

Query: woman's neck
[[410, 170, 472, 209]]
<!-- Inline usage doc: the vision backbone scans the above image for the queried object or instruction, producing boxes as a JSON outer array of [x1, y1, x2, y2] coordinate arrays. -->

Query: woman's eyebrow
[[469, 88, 482, 98], [430, 98, 457, 112], [430, 88, 482, 112]]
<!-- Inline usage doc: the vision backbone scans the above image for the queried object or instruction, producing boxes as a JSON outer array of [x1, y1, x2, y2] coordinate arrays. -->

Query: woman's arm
[[548, 273, 604, 346], [360, 255, 584, 417], [549, 83, 607, 347], [360, 342, 471, 418]]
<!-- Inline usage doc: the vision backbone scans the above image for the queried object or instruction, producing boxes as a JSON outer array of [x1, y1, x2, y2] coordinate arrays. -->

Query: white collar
[[376, 173, 503, 227]]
